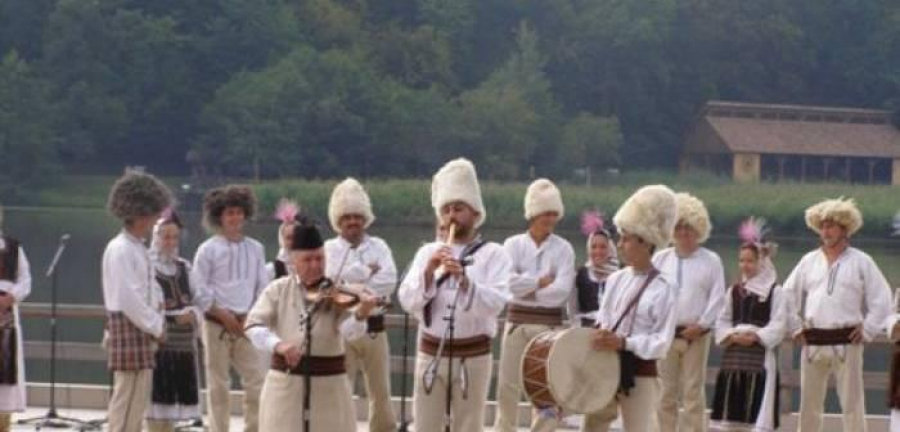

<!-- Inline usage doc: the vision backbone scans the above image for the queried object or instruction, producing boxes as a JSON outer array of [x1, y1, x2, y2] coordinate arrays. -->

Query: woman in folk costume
[[710, 218, 787, 432], [147, 209, 203, 431], [245, 217, 378, 432], [102, 171, 173, 432], [571, 210, 619, 328], [267, 199, 300, 280], [0, 206, 32, 432]]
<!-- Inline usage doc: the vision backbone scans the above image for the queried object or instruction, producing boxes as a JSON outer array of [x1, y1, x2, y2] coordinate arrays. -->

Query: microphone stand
[[421, 240, 478, 432], [19, 235, 96, 430]]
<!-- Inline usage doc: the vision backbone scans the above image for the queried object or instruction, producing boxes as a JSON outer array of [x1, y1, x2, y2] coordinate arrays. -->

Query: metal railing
[[17, 302, 895, 416]]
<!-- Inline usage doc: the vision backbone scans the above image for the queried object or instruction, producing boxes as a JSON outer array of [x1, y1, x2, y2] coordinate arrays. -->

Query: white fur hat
[[328, 178, 375, 232], [805, 197, 863, 236], [431, 158, 486, 228], [675, 192, 712, 243], [524, 178, 564, 220], [613, 185, 678, 250]]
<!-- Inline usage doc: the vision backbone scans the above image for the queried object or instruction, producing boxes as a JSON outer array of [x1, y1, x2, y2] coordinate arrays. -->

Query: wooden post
[[800, 157, 807, 183], [893, 159, 900, 186], [868, 159, 877, 184], [777, 157, 787, 182], [822, 158, 831, 180]]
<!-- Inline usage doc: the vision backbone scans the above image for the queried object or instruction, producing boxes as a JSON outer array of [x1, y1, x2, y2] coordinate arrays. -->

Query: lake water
[[6, 207, 899, 414]]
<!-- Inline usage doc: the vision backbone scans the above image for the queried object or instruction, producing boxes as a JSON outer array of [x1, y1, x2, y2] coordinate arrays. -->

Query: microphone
[[46, 234, 71, 278]]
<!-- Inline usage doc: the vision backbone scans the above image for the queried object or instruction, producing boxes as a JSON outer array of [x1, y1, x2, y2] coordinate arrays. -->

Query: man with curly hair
[[102, 170, 173, 432], [191, 185, 269, 432]]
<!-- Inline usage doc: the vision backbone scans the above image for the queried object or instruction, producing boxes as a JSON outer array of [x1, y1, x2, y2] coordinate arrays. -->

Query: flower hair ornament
[[274, 199, 300, 225], [739, 216, 777, 258]]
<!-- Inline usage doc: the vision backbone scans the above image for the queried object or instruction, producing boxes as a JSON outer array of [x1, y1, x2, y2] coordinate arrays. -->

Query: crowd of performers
[[1, 157, 900, 432]]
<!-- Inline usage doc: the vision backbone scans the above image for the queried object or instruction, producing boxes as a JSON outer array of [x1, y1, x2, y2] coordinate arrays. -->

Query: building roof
[[686, 100, 900, 158]]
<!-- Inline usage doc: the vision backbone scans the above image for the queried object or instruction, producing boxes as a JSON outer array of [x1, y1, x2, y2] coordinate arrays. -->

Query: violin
[[303, 279, 387, 310]]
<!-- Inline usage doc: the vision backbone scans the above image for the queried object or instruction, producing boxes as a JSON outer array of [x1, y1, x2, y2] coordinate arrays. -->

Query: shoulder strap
[[609, 268, 660, 333]]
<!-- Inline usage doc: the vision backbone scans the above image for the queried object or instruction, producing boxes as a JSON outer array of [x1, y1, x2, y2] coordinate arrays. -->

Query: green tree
[[557, 113, 622, 179], [455, 22, 563, 179], [0, 51, 59, 194]]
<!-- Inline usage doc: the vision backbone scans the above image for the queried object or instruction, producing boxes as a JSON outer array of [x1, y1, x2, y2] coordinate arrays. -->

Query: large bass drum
[[521, 327, 620, 414]]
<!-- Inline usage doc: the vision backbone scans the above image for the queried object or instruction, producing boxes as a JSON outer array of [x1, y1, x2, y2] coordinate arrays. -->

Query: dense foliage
[[1, 0, 898, 192]]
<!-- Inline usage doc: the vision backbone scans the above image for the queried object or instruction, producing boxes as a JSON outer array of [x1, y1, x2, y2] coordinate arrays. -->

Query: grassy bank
[[8, 173, 899, 238], [256, 177, 900, 238]]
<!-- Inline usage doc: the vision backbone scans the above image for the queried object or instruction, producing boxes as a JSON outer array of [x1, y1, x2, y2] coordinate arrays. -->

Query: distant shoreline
[[7, 173, 900, 238]]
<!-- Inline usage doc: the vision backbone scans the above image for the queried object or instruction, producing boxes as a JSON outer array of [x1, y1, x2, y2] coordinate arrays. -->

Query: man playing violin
[[324, 178, 398, 432], [398, 158, 512, 432], [246, 218, 378, 432]]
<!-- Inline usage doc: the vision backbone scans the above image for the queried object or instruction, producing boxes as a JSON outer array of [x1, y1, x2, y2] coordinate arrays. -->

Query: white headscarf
[[741, 246, 778, 301], [150, 218, 181, 276], [586, 232, 619, 281]]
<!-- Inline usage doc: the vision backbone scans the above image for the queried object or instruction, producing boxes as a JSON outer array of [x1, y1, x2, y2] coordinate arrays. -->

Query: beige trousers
[[0, 413, 10, 432], [531, 401, 619, 432], [658, 334, 711, 432], [585, 377, 660, 432], [346, 331, 397, 432], [413, 352, 492, 432], [203, 321, 266, 432], [108, 369, 153, 432], [258, 370, 357, 432], [147, 420, 175, 432], [798, 344, 866, 432], [494, 322, 557, 432]]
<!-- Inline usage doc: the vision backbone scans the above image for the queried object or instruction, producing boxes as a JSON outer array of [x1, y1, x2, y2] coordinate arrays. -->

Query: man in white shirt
[[101, 171, 172, 432], [592, 184, 679, 432], [784, 197, 891, 432], [245, 219, 378, 432], [653, 192, 725, 432], [324, 178, 398, 432], [494, 179, 575, 432], [192, 185, 270, 432], [398, 158, 512, 432]]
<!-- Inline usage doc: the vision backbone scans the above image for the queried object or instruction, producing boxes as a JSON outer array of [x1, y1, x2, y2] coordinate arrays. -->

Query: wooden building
[[681, 101, 900, 184]]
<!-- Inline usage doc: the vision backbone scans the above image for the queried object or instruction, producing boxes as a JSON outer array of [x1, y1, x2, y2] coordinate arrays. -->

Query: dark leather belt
[[271, 354, 346, 376], [506, 304, 564, 326], [419, 333, 491, 358], [367, 315, 385, 333], [675, 325, 710, 340], [803, 326, 856, 345], [635, 358, 657, 377]]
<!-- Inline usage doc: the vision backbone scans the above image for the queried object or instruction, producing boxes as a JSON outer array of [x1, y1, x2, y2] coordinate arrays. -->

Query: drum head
[[545, 328, 620, 414]]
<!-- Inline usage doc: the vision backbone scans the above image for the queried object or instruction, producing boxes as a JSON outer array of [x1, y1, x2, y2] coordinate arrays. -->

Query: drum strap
[[608, 268, 660, 333]]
